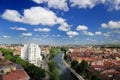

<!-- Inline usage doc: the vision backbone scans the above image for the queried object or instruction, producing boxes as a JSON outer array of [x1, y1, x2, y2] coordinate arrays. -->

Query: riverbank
[[53, 53, 78, 80], [62, 54, 85, 80]]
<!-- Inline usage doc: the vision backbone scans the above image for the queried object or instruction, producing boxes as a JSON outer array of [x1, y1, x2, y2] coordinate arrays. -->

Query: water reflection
[[53, 53, 78, 80]]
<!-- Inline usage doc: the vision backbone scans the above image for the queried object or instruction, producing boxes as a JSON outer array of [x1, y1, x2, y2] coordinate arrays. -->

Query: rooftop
[[2, 69, 30, 80]]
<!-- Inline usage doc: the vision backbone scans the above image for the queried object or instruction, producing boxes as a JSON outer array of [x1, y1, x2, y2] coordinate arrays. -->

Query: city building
[[21, 43, 42, 66], [0, 60, 30, 80]]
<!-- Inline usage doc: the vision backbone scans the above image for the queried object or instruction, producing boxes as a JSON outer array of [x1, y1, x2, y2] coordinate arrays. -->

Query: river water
[[53, 53, 78, 80]]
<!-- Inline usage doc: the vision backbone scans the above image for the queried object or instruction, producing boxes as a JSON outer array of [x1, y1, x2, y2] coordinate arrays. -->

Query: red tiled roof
[[2, 69, 30, 80], [104, 61, 112, 66], [73, 57, 94, 62], [114, 53, 120, 57], [92, 65, 104, 69], [101, 69, 120, 74]]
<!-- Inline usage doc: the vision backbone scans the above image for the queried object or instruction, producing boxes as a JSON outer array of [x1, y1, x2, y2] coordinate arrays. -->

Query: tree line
[[71, 60, 105, 80], [0, 48, 46, 80]]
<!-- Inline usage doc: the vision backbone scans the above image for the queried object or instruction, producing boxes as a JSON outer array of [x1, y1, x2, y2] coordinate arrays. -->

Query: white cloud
[[21, 33, 32, 36], [70, 0, 105, 9], [3, 35, 11, 38], [56, 18, 65, 24], [10, 26, 27, 31], [32, 0, 120, 11], [1, 7, 71, 31], [103, 32, 110, 37], [66, 31, 79, 37], [22, 7, 57, 25], [1, 10, 22, 22], [114, 0, 120, 10], [32, 37, 40, 40], [58, 22, 70, 31], [70, 0, 120, 11], [110, 40, 120, 43], [34, 28, 51, 32], [83, 31, 94, 36], [32, 0, 48, 4], [76, 25, 95, 36], [76, 25, 88, 31], [112, 30, 120, 34], [51, 34, 61, 37], [47, 0, 68, 11], [1, 7, 57, 25], [95, 31, 102, 35], [32, 0, 68, 11], [107, 0, 120, 11], [102, 30, 120, 38], [101, 21, 120, 29], [87, 38, 96, 42]]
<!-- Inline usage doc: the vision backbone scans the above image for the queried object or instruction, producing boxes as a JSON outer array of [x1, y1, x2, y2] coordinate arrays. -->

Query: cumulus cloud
[[31, 0, 120, 11], [114, 0, 120, 10], [32, 0, 68, 11], [70, 0, 120, 11], [1, 7, 71, 31], [32, 0, 48, 4], [76, 25, 95, 36], [22, 7, 57, 25], [56, 17, 65, 24], [76, 25, 88, 31], [34, 28, 51, 32], [1, 10, 22, 22], [58, 22, 70, 31], [95, 31, 102, 35], [21, 33, 32, 36], [47, 0, 68, 11], [3, 35, 11, 38], [1, 7, 57, 25], [10, 26, 27, 31], [107, 0, 120, 11], [66, 31, 79, 37], [83, 31, 94, 36], [101, 21, 120, 29], [70, 0, 105, 9]]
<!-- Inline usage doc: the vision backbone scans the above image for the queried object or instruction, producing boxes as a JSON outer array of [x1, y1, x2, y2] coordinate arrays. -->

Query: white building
[[21, 43, 42, 66]]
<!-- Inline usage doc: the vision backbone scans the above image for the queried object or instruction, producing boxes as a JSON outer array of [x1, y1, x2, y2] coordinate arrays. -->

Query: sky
[[0, 0, 120, 45]]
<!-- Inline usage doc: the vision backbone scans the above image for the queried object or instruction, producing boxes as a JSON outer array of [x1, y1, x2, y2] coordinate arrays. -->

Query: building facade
[[21, 43, 42, 66]]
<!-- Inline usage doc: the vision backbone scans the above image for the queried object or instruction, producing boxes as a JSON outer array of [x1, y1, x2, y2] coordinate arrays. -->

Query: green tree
[[61, 47, 68, 54], [76, 60, 88, 74], [48, 60, 56, 71], [49, 47, 60, 59], [50, 68, 59, 80], [71, 60, 78, 69], [48, 60, 59, 80], [0, 48, 46, 80]]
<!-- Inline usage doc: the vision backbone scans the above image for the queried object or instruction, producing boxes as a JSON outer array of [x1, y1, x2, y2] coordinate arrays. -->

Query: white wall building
[[21, 43, 42, 66]]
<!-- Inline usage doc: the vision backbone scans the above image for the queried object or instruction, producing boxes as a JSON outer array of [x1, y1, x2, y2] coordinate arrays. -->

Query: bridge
[[62, 54, 84, 80]]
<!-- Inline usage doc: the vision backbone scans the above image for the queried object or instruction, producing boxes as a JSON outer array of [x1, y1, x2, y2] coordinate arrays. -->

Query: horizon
[[0, 0, 120, 45]]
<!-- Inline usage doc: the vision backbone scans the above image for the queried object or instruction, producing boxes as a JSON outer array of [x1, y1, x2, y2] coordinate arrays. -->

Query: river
[[53, 53, 78, 80]]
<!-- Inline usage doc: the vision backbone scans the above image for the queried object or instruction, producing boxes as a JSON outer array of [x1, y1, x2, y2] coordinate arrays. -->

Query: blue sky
[[0, 0, 120, 45]]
